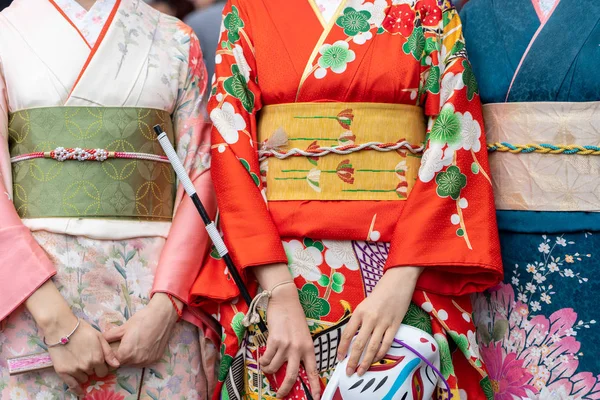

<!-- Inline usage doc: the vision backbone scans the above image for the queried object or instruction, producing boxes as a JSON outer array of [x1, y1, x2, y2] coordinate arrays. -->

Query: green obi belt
[[9, 107, 176, 221]]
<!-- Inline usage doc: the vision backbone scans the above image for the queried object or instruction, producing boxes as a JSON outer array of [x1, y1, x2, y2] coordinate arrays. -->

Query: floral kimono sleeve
[[206, 0, 287, 276], [385, 1, 502, 296], [0, 58, 55, 321], [152, 30, 216, 303]]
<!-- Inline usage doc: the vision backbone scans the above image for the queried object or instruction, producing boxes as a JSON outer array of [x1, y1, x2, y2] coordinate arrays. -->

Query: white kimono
[[0, 0, 217, 398]]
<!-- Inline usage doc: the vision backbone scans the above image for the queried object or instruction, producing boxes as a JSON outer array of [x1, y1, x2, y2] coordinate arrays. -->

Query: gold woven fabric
[[258, 102, 425, 201]]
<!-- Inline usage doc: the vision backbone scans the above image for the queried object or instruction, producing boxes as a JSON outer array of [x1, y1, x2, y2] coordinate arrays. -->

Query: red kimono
[[192, 1, 502, 399]]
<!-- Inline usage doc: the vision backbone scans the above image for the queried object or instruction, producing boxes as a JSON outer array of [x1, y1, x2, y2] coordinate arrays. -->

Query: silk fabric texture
[[462, 0, 600, 398], [196, 0, 503, 399], [0, 0, 218, 398]]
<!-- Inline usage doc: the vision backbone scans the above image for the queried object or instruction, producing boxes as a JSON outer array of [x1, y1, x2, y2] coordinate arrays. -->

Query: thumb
[[103, 325, 125, 343], [99, 335, 121, 368]]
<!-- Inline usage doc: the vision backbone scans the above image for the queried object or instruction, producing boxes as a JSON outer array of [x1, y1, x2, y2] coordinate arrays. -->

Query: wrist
[[152, 293, 182, 322], [25, 281, 77, 334], [385, 266, 423, 282]]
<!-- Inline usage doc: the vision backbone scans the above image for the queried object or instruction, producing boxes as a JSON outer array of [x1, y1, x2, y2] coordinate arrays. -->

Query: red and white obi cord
[[11, 147, 170, 164], [258, 141, 424, 162]]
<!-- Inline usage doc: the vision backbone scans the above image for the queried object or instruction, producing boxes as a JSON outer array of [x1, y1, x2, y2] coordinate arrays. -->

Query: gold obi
[[258, 102, 426, 201]]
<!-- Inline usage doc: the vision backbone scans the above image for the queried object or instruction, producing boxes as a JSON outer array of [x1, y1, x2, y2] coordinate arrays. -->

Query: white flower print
[[367, 0, 388, 26], [548, 262, 559, 272], [556, 237, 567, 247], [565, 328, 576, 337], [86, 380, 106, 393], [526, 264, 537, 273], [418, 143, 453, 183], [467, 330, 480, 359], [511, 276, 519, 285], [57, 249, 85, 270], [232, 44, 251, 82], [439, 72, 465, 106], [534, 273, 546, 284], [518, 293, 528, 303], [541, 293, 552, 304], [347, 0, 388, 26], [323, 240, 359, 270], [146, 374, 166, 389], [538, 243, 551, 253], [352, 31, 373, 45], [526, 282, 537, 293], [458, 112, 481, 152], [125, 260, 153, 298], [530, 347, 542, 357], [530, 301, 541, 312], [283, 240, 323, 281], [35, 392, 53, 400], [10, 388, 27, 400], [563, 269, 574, 277], [210, 101, 247, 145]]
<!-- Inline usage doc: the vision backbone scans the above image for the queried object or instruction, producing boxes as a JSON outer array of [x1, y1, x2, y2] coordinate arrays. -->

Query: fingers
[[276, 356, 300, 399], [261, 348, 286, 375], [303, 350, 321, 400], [357, 326, 386, 376], [102, 325, 125, 343], [337, 313, 361, 361], [94, 362, 109, 379], [259, 337, 280, 368], [72, 370, 89, 385], [375, 326, 398, 362], [99, 335, 121, 368], [60, 374, 84, 397], [346, 318, 375, 376]]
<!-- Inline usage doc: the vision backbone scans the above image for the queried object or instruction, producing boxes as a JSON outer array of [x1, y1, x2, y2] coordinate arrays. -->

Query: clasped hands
[[42, 293, 181, 396]]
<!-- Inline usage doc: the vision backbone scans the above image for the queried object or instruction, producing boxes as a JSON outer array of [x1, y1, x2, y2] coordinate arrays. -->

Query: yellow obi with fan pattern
[[258, 102, 425, 201]]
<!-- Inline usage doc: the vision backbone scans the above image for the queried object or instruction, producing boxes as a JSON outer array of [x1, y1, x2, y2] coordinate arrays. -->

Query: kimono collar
[[52, 0, 118, 47]]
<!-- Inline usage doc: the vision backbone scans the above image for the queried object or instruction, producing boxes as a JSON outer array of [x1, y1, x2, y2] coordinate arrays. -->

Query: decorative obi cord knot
[[8, 107, 176, 220]]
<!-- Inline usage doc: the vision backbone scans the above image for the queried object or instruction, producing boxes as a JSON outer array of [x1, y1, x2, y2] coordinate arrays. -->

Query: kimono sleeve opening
[[384, 2, 502, 296], [151, 31, 217, 307], [203, 0, 287, 299], [0, 57, 56, 322]]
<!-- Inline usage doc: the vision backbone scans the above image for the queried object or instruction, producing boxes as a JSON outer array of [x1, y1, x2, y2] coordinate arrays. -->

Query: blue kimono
[[461, 0, 600, 398]]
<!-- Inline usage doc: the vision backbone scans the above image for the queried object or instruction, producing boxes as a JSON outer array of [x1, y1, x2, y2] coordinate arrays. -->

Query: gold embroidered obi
[[9, 107, 176, 220], [484, 102, 600, 212], [258, 102, 426, 201]]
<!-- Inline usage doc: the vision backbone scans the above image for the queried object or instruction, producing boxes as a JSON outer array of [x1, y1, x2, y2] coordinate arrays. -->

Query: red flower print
[[306, 141, 320, 165], [336, 159, 354, 184], [416, 0, 442, 27], [176, 20, 194, 37], [189, 36, 205, 79], [336, 109, 355, 129], [84, 390, 124, 400], [82, 374, 117, 394], [382, 4, 415, 37]]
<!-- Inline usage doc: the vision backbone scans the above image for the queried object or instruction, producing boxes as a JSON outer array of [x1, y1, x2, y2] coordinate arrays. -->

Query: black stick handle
[[154, 125, 268, 333]]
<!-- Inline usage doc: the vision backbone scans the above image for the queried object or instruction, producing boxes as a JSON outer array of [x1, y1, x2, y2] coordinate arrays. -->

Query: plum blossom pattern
[[210, 101, 246, 145]]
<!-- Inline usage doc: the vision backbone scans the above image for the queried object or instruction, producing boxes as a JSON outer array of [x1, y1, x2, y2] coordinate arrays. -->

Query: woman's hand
[[337, 266, 423, 377], [253, 263, 321, 400], [102, 293, 180, 367], [26, 281, 120, 396]]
